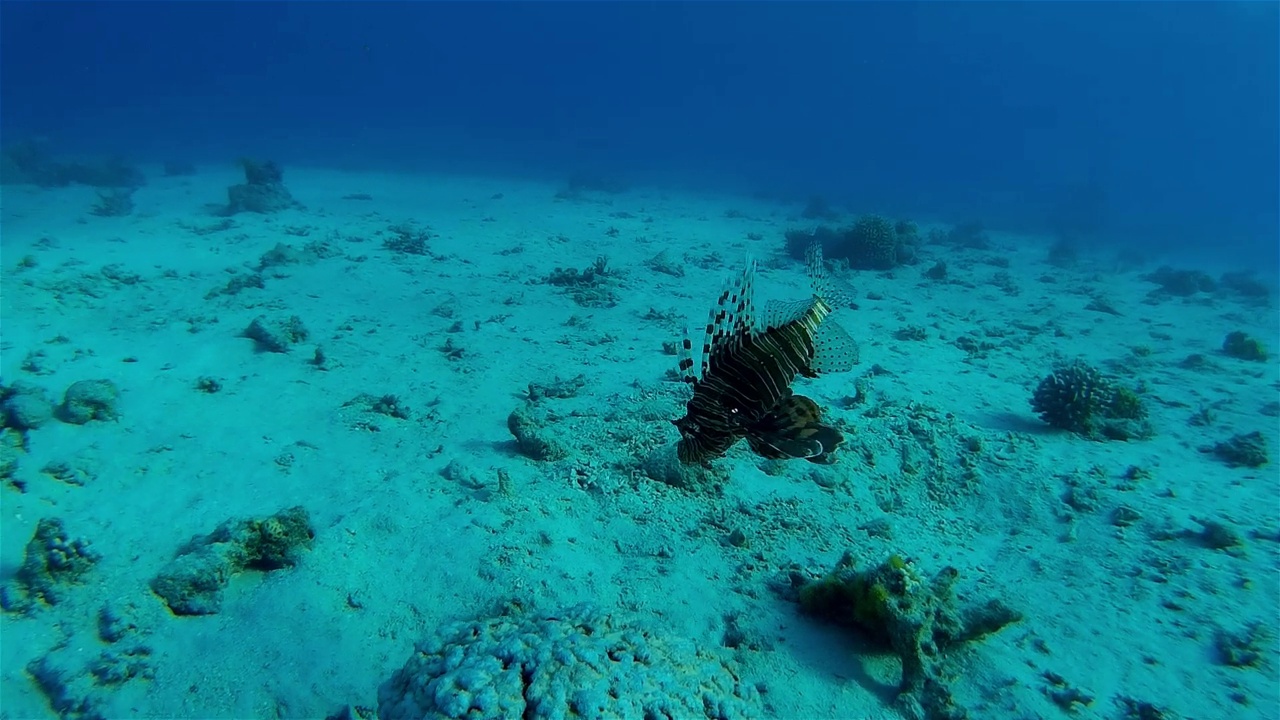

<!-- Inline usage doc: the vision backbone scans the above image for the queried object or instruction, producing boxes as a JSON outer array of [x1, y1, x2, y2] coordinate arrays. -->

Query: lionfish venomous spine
[[672, 246, 859, 465]]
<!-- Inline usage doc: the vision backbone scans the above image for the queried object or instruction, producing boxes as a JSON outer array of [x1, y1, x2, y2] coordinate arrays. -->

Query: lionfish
[[673, 246, 860, 465]]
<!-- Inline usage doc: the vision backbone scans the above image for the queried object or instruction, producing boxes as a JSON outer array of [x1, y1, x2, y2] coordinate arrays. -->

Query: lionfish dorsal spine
[[698, 303, 721, 382], [677, 326, 699, 389], [732, 258, 757, 339], [698, 259, 757, 380]]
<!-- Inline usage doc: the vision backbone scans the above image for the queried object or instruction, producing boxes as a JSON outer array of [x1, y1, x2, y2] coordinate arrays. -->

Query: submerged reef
[[0, 429, 23, 487], [785, 215, 920, 270], [640, 441, 729, 492], [553, 170, 631, 200], [1143, 266, 1218, 297], [162, 160, 197, 177], [1, 139, 146, 188], [89, 187, 136, 217], [940, 220, 991, 250], [507, 402, 571, 462], [377, 601, 761, 720], [506, 374, 606, 462], [225, 158, 299, 214], [1030, 361, 1152, 441], [0, 379, 91, 443], [383, 222, 434, 256], [1143, 266, 1277, 307], [786, 552, 1020, 720]]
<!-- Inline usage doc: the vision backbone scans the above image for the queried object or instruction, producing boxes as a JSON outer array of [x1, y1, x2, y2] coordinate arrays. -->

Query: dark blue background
[[2, 2, 1276, 263]]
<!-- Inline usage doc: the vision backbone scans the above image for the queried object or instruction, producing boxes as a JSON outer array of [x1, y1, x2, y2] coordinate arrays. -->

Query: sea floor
[[1, 167, 1277, 719]]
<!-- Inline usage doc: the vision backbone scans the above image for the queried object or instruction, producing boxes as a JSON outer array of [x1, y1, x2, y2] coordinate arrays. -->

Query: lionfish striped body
[[673, 247, 859, 465]]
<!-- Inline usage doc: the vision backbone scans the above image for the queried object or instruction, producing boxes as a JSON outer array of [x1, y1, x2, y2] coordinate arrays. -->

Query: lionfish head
[[672, 406, 738, 464]]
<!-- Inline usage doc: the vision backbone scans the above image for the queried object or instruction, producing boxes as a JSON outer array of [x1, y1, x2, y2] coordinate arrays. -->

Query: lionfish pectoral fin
[[747, 430, 824, 460], [761, 298, 814, 331], [812, 319, 860, 373], [745, 394, 844, 461], [798, 423, 844, 464]]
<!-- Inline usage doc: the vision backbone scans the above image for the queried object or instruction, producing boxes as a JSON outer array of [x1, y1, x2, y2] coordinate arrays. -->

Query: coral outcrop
[[785, 215, 920, 270], [1030, 361, 1152, 440], [1, 518, 102, 611], [787, 553, 1020, 720], [225, 158, 299, 214], [151, 506, 314, 615], [378, 601, 760, 720]]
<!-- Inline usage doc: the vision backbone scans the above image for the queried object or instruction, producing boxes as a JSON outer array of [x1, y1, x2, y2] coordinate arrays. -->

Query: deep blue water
[[2, 1, 1277, 263]]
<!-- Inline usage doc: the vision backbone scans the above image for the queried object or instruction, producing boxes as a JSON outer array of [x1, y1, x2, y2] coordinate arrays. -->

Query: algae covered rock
[[841, 215, 917, 270], [151, 555, 233, 616], [377, 601, 761, 720], [0, 428, 23, 482], [1, 517, 102, 612], [507, 402, 569, 461], [1222, 331, 1268, 362], [226, 158, 299, 214], [1, 381, 55, 430], [243, 314, 310, 353], [60, 379, 120, 424], [790, 552, 1021, 720], [151, 506, 314, 615], [1209, 431, 1269, 468], [640, 441, 727, 492], [1143, 266, 1216, 296]]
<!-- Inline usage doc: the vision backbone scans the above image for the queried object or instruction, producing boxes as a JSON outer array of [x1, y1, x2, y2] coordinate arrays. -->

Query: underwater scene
[[0, 3, 1276, 720]]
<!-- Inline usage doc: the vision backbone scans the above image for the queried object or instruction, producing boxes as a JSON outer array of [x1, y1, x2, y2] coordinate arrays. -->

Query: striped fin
[[732, 259, 758, 338], [699, 259, 757, 380], [698, 299, 825, 426], [805, 243, 852, 308], [762, 298, 821, 332], [672, 251, 858, 466], [677, 326, 698, 389], [772, 242, 858, 373]]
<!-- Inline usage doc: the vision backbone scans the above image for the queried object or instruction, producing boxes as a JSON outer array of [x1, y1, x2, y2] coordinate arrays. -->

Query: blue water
[[4, 2, 1276, 266], [1, 3, 1277, 719]]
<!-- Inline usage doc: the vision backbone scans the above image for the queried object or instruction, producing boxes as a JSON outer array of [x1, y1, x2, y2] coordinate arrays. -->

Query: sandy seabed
[[0, 166, 1276, 720]]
